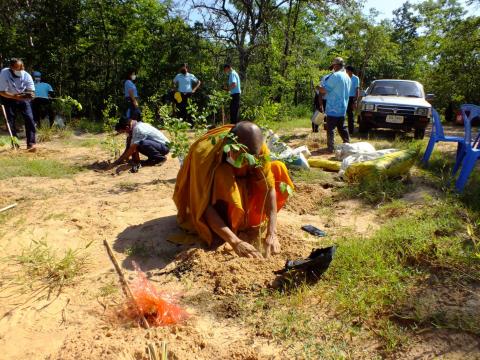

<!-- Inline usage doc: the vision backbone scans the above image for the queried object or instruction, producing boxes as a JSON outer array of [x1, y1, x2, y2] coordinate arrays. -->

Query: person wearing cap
[[110, 117, 170, 169], [223, 64, 241, 124], [345, 65, 360, 135], [173, 63, 201, 125], [0, 58, 36, 150], [319, 57, 351, 153], [124, 69, 141, 121], [31, 71, 55, 126]]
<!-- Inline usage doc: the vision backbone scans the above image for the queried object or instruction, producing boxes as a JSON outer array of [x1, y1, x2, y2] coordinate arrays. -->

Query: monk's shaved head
[[231, 121, 263, 155]]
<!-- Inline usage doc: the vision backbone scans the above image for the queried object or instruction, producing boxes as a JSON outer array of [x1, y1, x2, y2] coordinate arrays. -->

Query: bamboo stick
[[103, 239, 150, 329], [0, 203, 17, 213]]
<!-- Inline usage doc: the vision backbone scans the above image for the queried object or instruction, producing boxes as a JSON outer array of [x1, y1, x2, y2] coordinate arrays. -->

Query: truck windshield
[[369, 81, 423, 98]]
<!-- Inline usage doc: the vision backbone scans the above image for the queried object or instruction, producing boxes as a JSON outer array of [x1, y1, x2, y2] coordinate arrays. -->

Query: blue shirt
[[124, 80, 138, 98], [228, 70, 241, 95], [131, 122, 170, 146], [322, 70, 351, 117], [34, 82, 53, 98], [349, 74, 360, 97], [173, 73, 198, 93], [0, 68, 35, 95]]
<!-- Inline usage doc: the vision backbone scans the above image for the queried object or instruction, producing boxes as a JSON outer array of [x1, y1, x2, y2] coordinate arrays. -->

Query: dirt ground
[[0, 127, 479, 359]]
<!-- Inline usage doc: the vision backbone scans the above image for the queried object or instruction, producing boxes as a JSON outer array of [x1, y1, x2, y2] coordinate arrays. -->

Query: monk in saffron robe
[[173, 121, 294, 258]]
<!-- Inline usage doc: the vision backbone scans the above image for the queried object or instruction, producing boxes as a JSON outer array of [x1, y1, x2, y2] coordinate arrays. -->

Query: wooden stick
[[1, 105, 17, 149], [103, 239, 150, 329], [0, 203, 17, 213]]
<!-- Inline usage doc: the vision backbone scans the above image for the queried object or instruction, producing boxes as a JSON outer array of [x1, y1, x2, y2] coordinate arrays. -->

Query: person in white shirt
[[110, 117, 170, 168], [0, 58, 36, 150]]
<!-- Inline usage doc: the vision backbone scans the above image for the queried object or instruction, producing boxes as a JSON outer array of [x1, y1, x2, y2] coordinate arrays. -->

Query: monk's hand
[[264, 232, 280, 258], [232, 241, 263, 259]]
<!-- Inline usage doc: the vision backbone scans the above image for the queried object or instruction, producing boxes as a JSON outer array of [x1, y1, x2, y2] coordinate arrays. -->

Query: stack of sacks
[[265, 130, 311, 169]]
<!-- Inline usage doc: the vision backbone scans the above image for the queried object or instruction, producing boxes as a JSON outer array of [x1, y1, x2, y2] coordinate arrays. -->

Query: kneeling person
[[173, 121, 294, 258], [112, 117, 170, 167]]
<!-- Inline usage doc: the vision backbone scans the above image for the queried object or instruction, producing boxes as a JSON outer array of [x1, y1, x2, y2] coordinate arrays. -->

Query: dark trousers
[[177, 92, 192, 124], [230, 93, 240, 124], [32, 97, 54, 126], [312, 123, 319, 133], [137, 139, 169, 161], [347, 97, 356, 134], [2, 97, 36, 146], [326, 115, 350, 152], [126, 98, 141, 120]]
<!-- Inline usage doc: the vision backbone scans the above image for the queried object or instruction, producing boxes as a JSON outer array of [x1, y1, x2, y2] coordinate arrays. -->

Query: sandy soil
[[0, 129, 478, 359]]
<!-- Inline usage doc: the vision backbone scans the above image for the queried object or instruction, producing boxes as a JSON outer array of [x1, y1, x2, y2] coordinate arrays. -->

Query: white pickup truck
[[358, 79, 432, 139]]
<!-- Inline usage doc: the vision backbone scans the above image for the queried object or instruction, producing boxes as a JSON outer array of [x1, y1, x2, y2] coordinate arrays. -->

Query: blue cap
[[33, 71, 41, 77]]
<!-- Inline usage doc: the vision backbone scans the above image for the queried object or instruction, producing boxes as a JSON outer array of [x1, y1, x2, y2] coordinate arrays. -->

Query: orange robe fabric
[[173, 125, 294, 246]]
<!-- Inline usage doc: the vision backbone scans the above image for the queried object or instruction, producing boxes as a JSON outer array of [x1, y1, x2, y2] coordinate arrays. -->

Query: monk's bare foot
[[232, 241, 262, 259], [264, 233, 280, 258]]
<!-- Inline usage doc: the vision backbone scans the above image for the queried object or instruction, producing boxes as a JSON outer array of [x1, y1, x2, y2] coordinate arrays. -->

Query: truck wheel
[[414, 128, 425, 140], [358, 121, 369, 134]]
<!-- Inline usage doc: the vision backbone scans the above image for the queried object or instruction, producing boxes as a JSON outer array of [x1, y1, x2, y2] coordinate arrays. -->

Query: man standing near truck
[[0, 58, 36, 150], [319, 57, 351, 153]]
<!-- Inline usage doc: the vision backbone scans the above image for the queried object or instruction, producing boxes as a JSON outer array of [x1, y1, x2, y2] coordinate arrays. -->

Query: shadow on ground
[[114, 215, 195, 272]]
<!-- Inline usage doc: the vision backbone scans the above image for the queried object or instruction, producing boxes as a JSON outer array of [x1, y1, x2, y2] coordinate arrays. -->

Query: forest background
[[1, 0, 479, 123]]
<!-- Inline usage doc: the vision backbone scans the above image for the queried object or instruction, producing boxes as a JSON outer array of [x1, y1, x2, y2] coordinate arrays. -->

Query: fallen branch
[[0, 203, 17, 213], [103, 239, 150, 329]]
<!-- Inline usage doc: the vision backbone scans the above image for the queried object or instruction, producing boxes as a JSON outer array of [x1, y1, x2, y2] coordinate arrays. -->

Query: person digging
[[109, 117, 170, 170], [173, 121, 294, 258]]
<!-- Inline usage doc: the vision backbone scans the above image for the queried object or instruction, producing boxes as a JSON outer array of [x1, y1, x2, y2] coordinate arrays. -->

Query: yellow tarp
[[308, 157, 341, 171], [344, 149, 417, 183]]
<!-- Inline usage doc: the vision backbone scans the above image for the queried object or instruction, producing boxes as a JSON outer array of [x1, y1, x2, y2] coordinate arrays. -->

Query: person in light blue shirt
[[346, 65, 360, 134], [31, 71, 55, 126], [319, 57, 351, 152], [124, 69, 141, 121], [173, 63, 201, 124], [224, 64, 241, 124], [0, 58, 36, 150]]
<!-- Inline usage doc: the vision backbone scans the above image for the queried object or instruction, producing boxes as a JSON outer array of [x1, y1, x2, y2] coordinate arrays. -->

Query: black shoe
[[141, 157, 167, 167], [274, 246, 336, 277]]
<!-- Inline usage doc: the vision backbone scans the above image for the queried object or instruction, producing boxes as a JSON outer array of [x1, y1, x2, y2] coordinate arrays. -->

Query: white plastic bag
[[54, 115, 66, 128], [335, 142, 376, 160], [311, 110, 326, 125]]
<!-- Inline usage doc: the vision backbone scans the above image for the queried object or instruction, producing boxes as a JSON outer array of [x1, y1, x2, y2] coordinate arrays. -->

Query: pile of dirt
[[168, 224, 310, 296], [285, 183, 331, 215]]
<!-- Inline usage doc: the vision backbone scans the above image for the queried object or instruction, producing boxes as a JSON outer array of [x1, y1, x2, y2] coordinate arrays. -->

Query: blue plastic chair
[[455, 104, 480, 192], [421, 108, 465, 173]]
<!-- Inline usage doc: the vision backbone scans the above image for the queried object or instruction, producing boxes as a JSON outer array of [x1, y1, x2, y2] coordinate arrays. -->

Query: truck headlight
[[415, 108, 429, 116], [362, 103, 375, 111]]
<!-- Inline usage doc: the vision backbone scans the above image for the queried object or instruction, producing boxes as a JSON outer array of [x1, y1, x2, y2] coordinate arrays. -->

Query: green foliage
[[0, 157, 81, 180], [101, 96, 123, 159], [51, 96, 83, 122], [159, 105, 191, 160], [339, 176, 411, 205], [16, 240, 91, 290]]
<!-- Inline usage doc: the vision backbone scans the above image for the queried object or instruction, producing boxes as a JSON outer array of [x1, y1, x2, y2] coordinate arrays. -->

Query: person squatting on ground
[[31, 71, 54, 126], [173, 121, 294, 259], [124, 69, 141, 121], [110, 117, 170, 168], [319, 57, 351, 153], [173, 63, 201, 125], [345, 65, 360, 135], [223, 64, 241, 124], [0, 58, 36, 150]]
